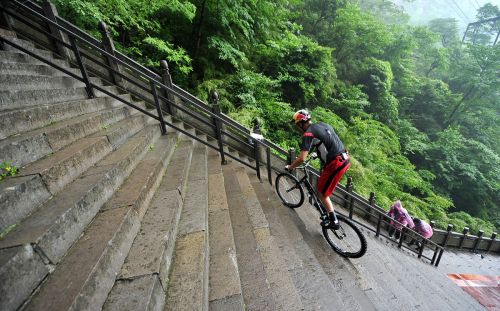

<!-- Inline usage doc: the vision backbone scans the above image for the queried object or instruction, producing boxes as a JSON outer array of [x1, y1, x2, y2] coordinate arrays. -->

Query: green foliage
[[358, 57, 399, 124], [254, 32, 336, 108], [0, 162, 18, 181], [142, 37, 192, 75]]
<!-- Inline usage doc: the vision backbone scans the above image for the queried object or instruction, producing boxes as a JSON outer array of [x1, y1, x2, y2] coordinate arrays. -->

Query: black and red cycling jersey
[[300, 122, 345, 165]]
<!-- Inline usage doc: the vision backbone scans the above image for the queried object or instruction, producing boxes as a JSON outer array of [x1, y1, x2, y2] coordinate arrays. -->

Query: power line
[[450, 0, 472, 22], [467, 0, 478, 10], [474, 0, 481, 9], [445, 0, 470, 24]]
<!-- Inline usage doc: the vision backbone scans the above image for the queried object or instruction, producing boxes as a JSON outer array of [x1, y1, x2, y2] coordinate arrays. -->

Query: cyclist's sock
[[328, 212, 338, 223], [328, 212, 340, 229]]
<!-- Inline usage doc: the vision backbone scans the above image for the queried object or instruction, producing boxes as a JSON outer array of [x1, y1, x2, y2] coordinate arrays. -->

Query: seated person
[[387, 200, 415, 239]]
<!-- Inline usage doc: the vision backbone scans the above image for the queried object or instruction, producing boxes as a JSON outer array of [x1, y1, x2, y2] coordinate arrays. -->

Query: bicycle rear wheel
[[322, 214, 367, 258], [275, 172, 304, 208]]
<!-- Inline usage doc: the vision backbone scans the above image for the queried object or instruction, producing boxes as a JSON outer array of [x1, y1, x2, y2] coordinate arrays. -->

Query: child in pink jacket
[[408, 218, 434, 248]]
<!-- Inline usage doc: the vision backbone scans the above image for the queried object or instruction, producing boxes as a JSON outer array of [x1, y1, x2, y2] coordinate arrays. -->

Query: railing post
[[69, 36, 94, 98], [266, 147, 272, 185], [418, 239, 427, 259], [211, 91, 226, 165], [254, 140, 261, 181], [472, 230, 484, 253], [0, 0, 13, 29], [398, 227, 406, 248], [459, 227, 469, 249], [41, 0, 71, 60], [344, 177, 353, 208], [160, 60, 174, 116], [344, 177, 354, 219], [98, 21, 122, 86], [435, 224, 453, 267], [431, 246, 439, 265], [150, 80, 167, 135], [376, 213, 382, 237], [288, 148, 296, 177], [366, 192, 375, 220], [486, 232, 497, 253]]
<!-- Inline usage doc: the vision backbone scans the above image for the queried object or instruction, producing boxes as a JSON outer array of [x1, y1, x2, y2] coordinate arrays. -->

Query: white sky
[[391, 0, 500, 33]]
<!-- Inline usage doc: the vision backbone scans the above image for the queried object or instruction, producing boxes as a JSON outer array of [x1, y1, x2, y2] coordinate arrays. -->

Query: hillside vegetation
[[49, 0, 500, 234]]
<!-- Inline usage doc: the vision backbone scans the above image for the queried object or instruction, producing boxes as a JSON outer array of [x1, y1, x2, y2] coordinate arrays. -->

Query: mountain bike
[[275, 154, 367, 258]]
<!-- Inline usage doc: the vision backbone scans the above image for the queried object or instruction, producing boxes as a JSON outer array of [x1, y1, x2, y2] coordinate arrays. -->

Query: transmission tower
[[462, 16, 500, 45]]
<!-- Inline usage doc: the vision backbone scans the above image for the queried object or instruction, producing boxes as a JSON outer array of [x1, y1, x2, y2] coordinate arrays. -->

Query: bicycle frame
[[295, 159, 330, 223]]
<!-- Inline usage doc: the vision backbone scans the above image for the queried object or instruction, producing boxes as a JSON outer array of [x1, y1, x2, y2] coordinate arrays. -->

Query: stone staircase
[[0, 29, 493, 311]]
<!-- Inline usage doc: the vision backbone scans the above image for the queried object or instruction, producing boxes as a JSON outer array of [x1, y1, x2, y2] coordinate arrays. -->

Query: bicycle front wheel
[[275, 172, 304, 208], [323, 214, 367, 258]]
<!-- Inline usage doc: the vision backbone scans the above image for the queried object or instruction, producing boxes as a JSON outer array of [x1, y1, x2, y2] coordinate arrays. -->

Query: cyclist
[[285, 109, 350, 230]]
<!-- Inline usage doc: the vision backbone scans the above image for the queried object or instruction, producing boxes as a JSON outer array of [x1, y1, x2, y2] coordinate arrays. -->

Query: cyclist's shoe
[[322, 218, 340, 230], [329, 220, 340, 230]]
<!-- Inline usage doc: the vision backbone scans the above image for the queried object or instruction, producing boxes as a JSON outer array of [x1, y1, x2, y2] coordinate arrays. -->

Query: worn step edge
[[103, 139, 196, 311], [0, 96, 110, 140], [0, 113, 150, 233], [23, 132, 178, 311], [234, 167, 305, 311], [207, 151, 244, 311], [0, 75, 103, 91], [164, 141, 210, 311], [0, 125, 161, 310], [0, 85, 120, 110], [0, 61, 79, 76], [1, 104, 136, 168], [220, 164, 278, 311], [2, 38, 55, 60]]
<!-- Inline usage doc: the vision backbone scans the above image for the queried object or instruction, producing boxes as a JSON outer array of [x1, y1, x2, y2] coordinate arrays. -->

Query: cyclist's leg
[[317, 157, 351, 227], [317, 157, 351, 210]]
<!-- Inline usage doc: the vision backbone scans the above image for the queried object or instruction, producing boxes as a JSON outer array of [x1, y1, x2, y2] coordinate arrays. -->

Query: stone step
[[0, 87, 87, 110], [221, 164, 278, 311], [372, 236, 482, 311], [366, 235, 454, 311], [0, 104, 138, 168], [241, 168, 349, 310], [103, 139, 196, 311], [0, 112, 151, 234], [0, 50, 69, 68], [1, 37, 55, 60], [164, 141, 209, 311], [0, 59, 77, 75], [0, 74, 103, 91], [207, 149, 244, 311], [0, 96, 112, 140], [0, 28, 16, 38], [1, 42, 56, 62], [0, 84, 121, 110], [1, 36, 34, 50], [23, 131, 179, 311], [233, 166, 304, 311], [0, 124, 160, 311], [259, 171, 375, 311]]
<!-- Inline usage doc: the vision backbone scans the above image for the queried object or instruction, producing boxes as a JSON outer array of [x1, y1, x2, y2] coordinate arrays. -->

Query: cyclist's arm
[[288, 150, 309, 170]]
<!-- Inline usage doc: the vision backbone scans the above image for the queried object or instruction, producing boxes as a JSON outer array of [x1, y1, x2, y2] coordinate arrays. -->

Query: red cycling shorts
[[317, 155, 351, 197]]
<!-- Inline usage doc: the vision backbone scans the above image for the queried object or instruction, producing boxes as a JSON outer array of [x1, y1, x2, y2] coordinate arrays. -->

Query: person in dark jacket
[[286, 109, 350, 229]]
